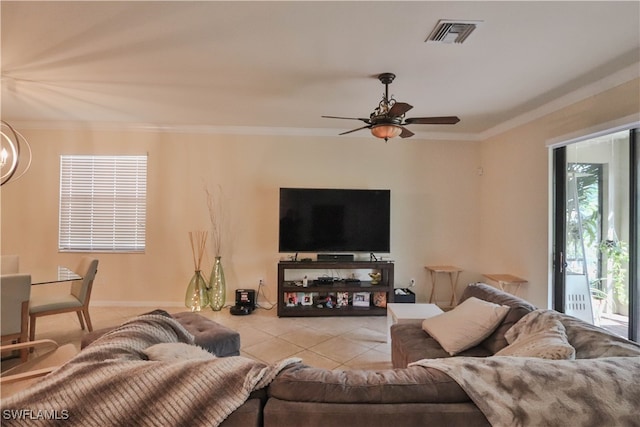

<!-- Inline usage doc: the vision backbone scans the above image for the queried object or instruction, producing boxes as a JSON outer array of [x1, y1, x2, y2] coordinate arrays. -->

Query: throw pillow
[[421, 297, 510, 355], [143, 342, 216, 362], [495, 323, 575, 360]]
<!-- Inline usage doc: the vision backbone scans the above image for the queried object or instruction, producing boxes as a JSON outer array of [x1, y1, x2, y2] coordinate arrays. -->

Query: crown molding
[[478, 62, 640, 140], [9, 61, 638, 143]]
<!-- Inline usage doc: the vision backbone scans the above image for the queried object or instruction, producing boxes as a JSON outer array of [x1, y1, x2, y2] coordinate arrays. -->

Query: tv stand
[[277, 260, 394, 317]]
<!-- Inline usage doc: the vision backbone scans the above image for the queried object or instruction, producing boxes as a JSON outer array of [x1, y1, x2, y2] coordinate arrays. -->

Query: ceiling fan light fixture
[[371, 124, 402, 141]]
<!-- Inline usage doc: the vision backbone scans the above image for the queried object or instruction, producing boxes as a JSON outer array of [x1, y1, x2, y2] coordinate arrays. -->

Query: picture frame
[[299, 292, 314, 306], [352, 292, 370, 307], [284, 292, 298, 307], [336, 291, 349, 308], [373, 292, 387, 308]]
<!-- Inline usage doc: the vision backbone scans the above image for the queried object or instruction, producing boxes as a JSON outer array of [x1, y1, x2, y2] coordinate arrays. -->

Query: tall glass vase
[[185, 270, 209, 312], [209, 256, 226, 311]]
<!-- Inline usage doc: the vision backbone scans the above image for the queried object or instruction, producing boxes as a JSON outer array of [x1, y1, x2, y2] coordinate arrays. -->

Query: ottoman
[[81, 311, 241, 357]]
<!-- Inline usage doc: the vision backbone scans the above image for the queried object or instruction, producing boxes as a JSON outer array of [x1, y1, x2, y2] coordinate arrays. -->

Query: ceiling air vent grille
[[426, 20, 482, 44]]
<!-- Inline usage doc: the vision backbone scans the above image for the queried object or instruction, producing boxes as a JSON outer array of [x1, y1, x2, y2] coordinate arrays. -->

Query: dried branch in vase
[[189, 230, 208, 271], [205, 184, 225, 257]]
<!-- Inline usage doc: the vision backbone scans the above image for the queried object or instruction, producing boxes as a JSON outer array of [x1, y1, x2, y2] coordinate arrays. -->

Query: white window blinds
[[59, 155, 147, 252]]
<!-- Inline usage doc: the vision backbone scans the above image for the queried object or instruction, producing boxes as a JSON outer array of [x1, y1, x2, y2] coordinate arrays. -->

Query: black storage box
[[393, 288, 415, 303]]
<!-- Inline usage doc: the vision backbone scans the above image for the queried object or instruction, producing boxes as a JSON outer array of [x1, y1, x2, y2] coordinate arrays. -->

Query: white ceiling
[[2, 1, 639, 140]]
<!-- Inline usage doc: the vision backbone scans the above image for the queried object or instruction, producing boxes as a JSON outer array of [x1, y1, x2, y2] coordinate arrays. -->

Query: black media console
[[277, 260, 395, 317]]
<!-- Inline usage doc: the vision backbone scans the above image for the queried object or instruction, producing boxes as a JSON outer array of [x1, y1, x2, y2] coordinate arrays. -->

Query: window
[[59, 155, 147, 252]]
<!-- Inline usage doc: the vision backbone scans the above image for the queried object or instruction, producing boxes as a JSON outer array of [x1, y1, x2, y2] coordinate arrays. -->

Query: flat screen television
[[279, 188, 391, 253]]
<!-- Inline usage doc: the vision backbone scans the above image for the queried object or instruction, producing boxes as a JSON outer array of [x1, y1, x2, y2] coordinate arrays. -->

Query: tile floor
[[22, 305, 394, 370]]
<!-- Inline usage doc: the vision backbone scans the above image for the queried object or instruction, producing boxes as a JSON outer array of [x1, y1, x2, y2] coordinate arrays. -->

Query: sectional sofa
[[2, 284, 639, 427]]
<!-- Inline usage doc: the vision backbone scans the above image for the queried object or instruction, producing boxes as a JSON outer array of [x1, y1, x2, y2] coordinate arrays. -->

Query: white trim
[[12, 121, 481, 141], [481, 62, 640, 141], [546, 114, 640, 149], [91, 300, 185, 308]]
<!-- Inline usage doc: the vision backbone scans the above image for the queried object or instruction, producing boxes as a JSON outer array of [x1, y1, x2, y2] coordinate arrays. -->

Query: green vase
[[185, 270, 209, 312], [209, 256, 226, 311]]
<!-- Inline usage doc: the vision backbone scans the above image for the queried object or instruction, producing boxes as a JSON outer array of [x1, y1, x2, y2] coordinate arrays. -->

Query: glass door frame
[[552, 129, 639, 342], [630, 129, 638, 341]]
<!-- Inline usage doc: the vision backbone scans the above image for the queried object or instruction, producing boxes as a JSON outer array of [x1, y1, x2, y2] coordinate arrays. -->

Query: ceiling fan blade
[[399, 127, 414, 138], [388, 102, 413, 117], [405, 116, 460, 125], [322, 115, 371, 124], [339, 125, 372, 136]]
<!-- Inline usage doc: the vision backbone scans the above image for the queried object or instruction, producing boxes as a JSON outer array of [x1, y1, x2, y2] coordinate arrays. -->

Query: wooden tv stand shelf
[[277, 261, 395, 317]]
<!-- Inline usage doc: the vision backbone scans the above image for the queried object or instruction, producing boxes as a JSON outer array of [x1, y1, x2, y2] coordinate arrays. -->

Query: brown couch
[[6, 284, 638, 427], [262, 283, 536, 427], [391, 282, 536, 367]]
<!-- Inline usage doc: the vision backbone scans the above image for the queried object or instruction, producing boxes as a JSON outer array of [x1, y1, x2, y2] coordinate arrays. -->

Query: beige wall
[[0, 129, 483, 306], [2, 78, 638, 309], [479, 78, 640, 307]]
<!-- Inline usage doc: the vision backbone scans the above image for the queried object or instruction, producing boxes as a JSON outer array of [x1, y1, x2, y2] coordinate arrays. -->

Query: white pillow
[[496, 321, 575, 360], [143, 342, 216, 362], [422, 297, 510, 355]]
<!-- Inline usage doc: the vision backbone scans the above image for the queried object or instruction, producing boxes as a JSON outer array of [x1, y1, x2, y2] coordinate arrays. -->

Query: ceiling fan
[[322, 73, 460, 141]]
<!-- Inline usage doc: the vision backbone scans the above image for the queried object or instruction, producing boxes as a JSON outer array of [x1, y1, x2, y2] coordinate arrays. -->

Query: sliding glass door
[[553, 128, 638, 341]]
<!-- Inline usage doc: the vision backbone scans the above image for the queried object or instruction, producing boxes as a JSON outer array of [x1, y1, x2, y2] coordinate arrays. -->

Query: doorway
[[553, 129, 638, 341]]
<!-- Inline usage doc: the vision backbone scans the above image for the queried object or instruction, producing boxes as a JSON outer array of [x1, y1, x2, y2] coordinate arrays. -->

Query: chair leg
[[19, 345, 28, 363], [76, 311, 86, 330], [83, 309, 93, 332], [29, 316, 36, 342]]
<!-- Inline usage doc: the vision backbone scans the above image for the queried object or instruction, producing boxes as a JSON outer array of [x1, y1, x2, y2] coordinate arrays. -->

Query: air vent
[[426, 20, 482, 44]]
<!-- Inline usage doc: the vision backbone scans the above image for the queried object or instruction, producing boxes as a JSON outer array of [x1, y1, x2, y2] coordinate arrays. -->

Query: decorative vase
[[369, 272, 381, 285], [209, 256, 226, 311], [185, 270, 209, 312]]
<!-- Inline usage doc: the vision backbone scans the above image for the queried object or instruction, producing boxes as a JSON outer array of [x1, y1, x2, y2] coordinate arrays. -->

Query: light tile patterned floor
[[22, 305, 393, 370]]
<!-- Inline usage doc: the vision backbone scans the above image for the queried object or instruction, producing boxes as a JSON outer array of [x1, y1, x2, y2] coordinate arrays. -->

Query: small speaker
[[317, 254, 354, 261], [235, 289, 256, 310]]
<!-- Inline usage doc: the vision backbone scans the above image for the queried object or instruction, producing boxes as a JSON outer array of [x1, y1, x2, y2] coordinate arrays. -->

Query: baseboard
[[90, 300, 185, 308]]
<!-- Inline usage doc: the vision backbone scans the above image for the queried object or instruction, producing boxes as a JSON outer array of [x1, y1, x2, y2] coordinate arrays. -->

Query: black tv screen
[[279, 188, 391, 253]]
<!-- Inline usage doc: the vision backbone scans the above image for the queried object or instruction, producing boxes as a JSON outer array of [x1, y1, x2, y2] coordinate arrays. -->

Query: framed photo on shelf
[[284, 292, 298, 307], [336, 292, 349, 308], [373, 292, 387, 308], [352, 292, 370, 307], [299, 292, 314, 306]]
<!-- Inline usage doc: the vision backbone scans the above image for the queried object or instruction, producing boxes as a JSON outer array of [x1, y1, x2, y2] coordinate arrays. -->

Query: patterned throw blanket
[[412, 356, 640, 427], [411, 309, 640, 427], [1, 313, 299, 426]]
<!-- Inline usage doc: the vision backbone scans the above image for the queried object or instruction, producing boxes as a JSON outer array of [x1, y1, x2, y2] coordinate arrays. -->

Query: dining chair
[[1, 254, 20, 274], [29, 257, 99, 341], [0, 339, 77, 398], [1, 273, 32, 362]]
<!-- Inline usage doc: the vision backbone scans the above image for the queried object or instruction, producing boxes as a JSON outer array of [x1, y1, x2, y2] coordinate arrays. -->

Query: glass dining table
[[31, 266, 82, 285]]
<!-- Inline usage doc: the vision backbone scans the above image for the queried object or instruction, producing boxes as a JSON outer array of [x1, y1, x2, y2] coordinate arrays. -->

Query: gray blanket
[[1, 313, 299, 426], [412, 355, 640, 427]]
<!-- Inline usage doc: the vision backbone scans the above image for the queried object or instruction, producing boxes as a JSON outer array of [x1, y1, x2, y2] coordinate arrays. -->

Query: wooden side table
[[425, 265, 463, 307], [483, 274, 528, 296]]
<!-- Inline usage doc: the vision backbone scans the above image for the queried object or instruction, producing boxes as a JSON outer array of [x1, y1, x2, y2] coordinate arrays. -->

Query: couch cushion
[[460, 283, 536, 353], [81, 310, 241, 357], [264, 399, 491, 427], [172, 311, 241, 357], [268, 363, 471, 404], [421, 297, 510, 355], [391, 323, 491, 368]]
